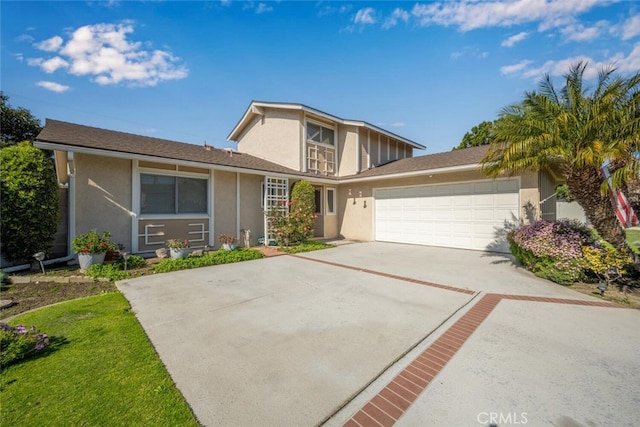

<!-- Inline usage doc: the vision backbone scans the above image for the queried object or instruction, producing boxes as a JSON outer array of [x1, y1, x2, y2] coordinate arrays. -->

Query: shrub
[[154, 249, 263, 273], [582, 246, 633, 280], [116, 254, 145, 270], [166, 239, 190, 249], [280, 240, 334, 254], [85, 263, 131, 281], [0, 322, 49, 369], [508, 219, 596, 285], [267, 180, 316, 246], [0, 141, 59, 261]]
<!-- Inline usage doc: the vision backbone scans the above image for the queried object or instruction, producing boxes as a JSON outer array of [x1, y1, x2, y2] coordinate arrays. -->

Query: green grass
[[279, 240, 335, 254], [626, 229, 640, 254], [0, 293, 199, 426]]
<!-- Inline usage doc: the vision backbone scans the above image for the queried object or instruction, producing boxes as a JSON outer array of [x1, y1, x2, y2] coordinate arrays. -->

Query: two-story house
[[34, 100, 557, 256]]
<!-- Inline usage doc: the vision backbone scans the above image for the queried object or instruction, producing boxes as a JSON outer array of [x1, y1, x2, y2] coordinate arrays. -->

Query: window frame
[[139, 168, 210, 218], [326, 187, 336, 215], [305, 120, 336, 147]]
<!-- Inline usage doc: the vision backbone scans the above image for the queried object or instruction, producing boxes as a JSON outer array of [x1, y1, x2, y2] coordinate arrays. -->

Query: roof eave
[[340, 163, 481, 183]]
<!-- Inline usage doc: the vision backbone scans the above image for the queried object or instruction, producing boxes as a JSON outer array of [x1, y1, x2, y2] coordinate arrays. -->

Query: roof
[[226, 100, 426, 150], [342, 145, 490, 180], [35, 118, 490, 183], [36, 119, 321, 178]]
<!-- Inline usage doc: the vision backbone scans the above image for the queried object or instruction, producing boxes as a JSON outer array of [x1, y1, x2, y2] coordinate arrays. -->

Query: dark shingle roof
[[36, 119, 488, 181], [36, 119, 308, 176], [343, 145, 490, 179]]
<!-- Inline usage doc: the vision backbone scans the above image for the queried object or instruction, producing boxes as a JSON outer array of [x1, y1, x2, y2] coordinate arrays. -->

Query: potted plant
[[218, 234, 237, 250], [166, 239, 191, 259], [72, 229, 115, 271]]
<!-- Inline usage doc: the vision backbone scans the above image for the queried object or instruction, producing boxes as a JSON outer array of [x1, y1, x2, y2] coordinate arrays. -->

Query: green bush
[[86, 263, 131, 281], [1, 142, 59, 261], [154, 249, 263, 273], [280, 240, 334, 254], [116, 254, 145, 269], [0, 323, 49, 369], [267, 180, 316, 246], [0, 270, 9, 289]]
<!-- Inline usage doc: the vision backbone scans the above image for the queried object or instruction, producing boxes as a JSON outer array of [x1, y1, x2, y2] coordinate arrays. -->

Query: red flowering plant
[[71, 229, 115, 254], [166, 239, 191, 249], [267, 198, 316, 246]]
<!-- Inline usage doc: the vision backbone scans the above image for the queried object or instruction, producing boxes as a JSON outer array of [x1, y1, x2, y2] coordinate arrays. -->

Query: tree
[[1, 142, 59, 261], [481, 62, 640, 249], [454, 120, 496, 150], [0, 93, 42, 148]]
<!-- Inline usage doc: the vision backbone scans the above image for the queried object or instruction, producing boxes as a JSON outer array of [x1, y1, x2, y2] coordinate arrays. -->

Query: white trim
[[326, 187, 337, 215], [367, 130, 371, 169], [34, 141, 309, 181], [138, 166, 209, 179], [373, 176, 520, 192], [227, 101, 425, 149], [209, 169, 215, 246], [67, 153, 76, 255], [377, 134, 381, 165], [137, 214, 210, 221], [236, 172, 241, 242], [132, 160, 140, 253], [341, 163, 481, 183], [355, 130, 360, 174]]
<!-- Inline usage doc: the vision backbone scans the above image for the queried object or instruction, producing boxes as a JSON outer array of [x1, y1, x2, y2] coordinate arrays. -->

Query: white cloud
[[451, 46, 489, 60], [29, 22, 188, 87], [36, 81, 70, 93], [503, 44, 640, 81], [383, 8, 410, 29], [40, 56, 69, 73], [411, 0, 602, 32], [500, 59, 534, 75], [501, 31, 529, 47], [256, 3, 273, 14], [35, 35, 64, 51], [16, 34, 35, 43], [622, 15, 640, 40], [354, 7, 376, 25], [560, 21, 608, 42]]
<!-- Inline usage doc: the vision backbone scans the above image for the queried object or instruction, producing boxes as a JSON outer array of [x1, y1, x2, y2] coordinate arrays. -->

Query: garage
[[374, 178, 520, 252]]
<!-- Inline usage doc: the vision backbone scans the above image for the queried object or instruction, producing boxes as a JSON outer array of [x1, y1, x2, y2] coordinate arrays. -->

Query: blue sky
[[2, 1, 639, 155]]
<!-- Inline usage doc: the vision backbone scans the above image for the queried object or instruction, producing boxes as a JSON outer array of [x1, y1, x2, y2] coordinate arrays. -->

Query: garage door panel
[[374, 179, 519, 252]]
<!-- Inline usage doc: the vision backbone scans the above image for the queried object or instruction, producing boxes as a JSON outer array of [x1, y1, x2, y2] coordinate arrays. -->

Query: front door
[[313, 186, 324, 238]]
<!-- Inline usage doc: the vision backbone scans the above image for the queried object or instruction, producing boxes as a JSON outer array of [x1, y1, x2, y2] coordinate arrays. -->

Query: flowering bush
[[508, 219, 596, 285], [165, 239, 190, 249], [582, 246, 632, 279], [72, 229, 115, 254], [0, 323, 50, 369], [218, 234, 237, 245], [267, 199, 317, 246]]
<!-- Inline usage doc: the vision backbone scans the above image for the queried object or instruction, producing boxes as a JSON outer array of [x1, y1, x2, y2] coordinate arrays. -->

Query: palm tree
[[482, 62, 640, 249]]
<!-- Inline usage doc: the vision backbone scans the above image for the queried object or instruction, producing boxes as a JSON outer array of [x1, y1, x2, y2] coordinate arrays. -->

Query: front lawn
[[0, 293, 199, 426], [626, 228, 640, 254]]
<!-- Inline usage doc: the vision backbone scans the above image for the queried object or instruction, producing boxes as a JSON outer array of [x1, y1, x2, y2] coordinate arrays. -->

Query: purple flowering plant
[[508, 219, 596, 285], [0, 322, 50, 369]]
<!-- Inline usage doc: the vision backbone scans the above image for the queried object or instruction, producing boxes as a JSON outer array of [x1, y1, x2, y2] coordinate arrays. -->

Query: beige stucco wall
[[236, 109, 302, 170], [338, 170, 542, 242], [519, 171, 540, 223], [213, 170, 238, 247], [239, 174, 266, 247], [74, 154, 132, 249], [337, 125, 358, 177]]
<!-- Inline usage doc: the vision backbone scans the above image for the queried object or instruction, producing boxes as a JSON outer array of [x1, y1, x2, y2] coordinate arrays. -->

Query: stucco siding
[[214, 170, 238, 247], [239, 174, 265, 247], [337, 125, 358, 177], [74, 154, 132, 248], [236, 109, 302, 170]]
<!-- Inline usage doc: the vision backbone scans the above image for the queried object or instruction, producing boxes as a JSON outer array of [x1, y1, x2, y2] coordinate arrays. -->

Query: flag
[[601, 166, 638, 228]]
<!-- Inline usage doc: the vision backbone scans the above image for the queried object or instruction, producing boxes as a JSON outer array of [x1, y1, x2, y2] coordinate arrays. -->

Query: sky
[[1, 0, 639, 155]]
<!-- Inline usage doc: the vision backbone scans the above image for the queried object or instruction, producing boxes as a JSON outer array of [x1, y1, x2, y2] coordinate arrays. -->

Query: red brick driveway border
[[291, 254, 623, 427]]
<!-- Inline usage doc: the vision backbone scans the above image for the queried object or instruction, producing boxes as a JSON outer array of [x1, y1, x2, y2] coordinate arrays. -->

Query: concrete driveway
[[117, 242, 640, 426]]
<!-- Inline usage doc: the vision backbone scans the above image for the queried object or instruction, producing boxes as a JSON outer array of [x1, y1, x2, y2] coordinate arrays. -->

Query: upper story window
[[141, 173, 208, 215], [306, 121, 336, 175], [307, 122, 335, 146]]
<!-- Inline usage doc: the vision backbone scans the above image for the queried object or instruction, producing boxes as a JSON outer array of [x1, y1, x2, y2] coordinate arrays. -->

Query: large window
[[306, 122, 334, 146], [306, 121, 336, 175], [141, 173, 207, 214]]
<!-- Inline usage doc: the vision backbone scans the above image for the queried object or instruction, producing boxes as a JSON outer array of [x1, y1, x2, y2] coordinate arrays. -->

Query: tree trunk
[[566, 167, 628, 249], [621, 178, 640, 218]]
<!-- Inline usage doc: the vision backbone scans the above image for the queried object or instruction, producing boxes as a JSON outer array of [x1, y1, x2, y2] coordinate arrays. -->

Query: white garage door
[[374, 179, 519, 252]]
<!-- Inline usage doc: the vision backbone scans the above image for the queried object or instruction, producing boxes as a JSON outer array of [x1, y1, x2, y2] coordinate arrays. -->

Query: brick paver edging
[[342, 294, 621, 427], [292, 255, 475, 295]]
